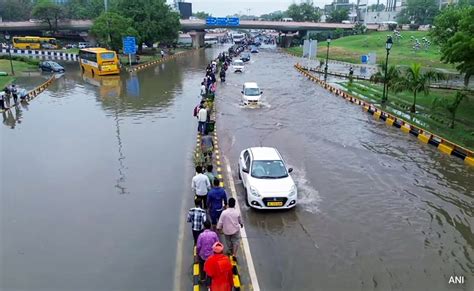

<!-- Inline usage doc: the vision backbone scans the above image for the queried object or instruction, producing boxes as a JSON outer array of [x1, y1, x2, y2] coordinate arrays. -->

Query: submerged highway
[[1, 46, 473, 291]]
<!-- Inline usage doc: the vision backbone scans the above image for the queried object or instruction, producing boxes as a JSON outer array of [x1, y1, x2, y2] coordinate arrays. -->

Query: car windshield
[[244, 87, 260, 96], [234, 61, 243, 66], [251, 160, 288, 179], [50, 63, 61, 68]]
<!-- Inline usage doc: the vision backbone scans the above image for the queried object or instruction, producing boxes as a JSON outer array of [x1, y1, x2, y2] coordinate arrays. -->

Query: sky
[[168, 0, 381, 16]]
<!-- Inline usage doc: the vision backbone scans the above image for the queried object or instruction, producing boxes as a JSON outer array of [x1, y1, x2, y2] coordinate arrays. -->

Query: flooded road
[[1, 46, 473, 291], [1, 49, 221, 290], [216, 49, 473, 290]]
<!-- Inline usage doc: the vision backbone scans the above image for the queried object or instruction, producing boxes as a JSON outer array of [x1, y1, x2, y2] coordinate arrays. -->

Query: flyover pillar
[[279, 34, 294, 48], [189, 31, 205, 49]]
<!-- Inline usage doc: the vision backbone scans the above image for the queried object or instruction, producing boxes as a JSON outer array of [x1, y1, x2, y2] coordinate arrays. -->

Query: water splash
[[287, 163, 322, 213]]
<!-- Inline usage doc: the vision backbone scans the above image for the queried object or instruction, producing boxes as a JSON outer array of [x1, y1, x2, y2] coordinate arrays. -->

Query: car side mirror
[[241, 91, 244, 94], [288, 168, 293, 173], [260, 91, 263, 94], [242, 166, 249, 173]]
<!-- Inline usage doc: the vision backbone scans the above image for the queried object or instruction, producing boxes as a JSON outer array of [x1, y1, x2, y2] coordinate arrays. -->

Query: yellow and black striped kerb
[[294, 64, 474, 166]]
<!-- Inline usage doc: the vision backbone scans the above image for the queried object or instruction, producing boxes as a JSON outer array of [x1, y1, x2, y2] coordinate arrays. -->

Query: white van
[[241, 82, 262, 105], [78, 42, 89, 49], [233, 59, 245, 73]]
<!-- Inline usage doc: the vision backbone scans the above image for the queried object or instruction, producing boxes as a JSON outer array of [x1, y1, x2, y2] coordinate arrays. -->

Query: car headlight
[[289, 185, 297, 197], [250, 186, 261, 197]]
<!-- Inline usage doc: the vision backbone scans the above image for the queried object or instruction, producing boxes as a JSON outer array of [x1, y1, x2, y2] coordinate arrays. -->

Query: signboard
[[206, 17, 240, 26], [361, 55, 368, 64], [368, 52, 376, 65], [123, 36, 136, 55]]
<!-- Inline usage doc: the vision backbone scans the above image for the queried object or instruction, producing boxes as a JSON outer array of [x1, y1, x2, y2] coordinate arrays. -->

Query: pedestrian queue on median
[[187, 50, 245, 290]]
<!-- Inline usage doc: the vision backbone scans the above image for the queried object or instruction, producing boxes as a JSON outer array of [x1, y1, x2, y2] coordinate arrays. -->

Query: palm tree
[[393, 63, 445, 113], [369, 64, 401, 103]]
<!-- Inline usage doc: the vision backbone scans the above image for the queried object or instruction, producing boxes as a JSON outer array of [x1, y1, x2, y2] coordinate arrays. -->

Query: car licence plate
[[267, 201, 283, 207]]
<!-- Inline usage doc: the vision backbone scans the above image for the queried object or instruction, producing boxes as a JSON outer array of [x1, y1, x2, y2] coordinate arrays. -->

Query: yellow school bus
[[12, 36, 58, 50], [78, 48, 120, 76]]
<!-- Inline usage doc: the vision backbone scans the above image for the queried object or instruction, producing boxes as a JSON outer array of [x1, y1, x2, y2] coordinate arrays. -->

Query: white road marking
[[224, 155, 261, 291]]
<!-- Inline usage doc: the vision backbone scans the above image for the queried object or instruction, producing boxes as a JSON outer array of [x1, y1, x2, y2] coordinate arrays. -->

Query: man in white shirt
[[192, 165, 211, 209], [200, 82, 206, 96], [198, 106, 207, 135]]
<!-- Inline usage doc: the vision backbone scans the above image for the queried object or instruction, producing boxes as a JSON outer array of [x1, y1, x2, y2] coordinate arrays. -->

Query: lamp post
[[381, 35, 393, 104], [324, 37, 331, 83], [4, 33, 15, 76]]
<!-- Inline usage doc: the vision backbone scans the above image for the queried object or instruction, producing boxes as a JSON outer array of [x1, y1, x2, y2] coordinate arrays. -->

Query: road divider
[[294, 63, 474, 166], [129, 48, 203, 73]]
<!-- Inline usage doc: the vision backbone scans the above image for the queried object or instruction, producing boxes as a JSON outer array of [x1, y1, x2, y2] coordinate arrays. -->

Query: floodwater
[[1, 48, 221, 291], [216, 49, 474, 290], [1, 46, 473, 291]]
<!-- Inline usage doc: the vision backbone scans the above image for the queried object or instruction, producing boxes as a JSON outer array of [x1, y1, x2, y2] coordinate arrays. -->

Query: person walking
[[0, 91, 5, 110], [201, 134, 214, 162], [204, 242, 234, 291], [187, 197, 207, 244], [204, 164, 215, 184], [192, 166, 211, 209], [200, 82, 207, 96], [11, 84, 18, 104], [196, 220, 219, 284], [197, 105, 207, 135], [217, 198, 243, 258], [160, 50, 165, 58], [207, 178, 227, 230]]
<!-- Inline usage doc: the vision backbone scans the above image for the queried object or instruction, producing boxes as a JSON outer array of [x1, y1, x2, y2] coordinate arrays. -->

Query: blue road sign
[[216, 17, 227, 25], [206, 17, 217, 25], [227, 17, 240, 26], [123, 36, 136, 54], [361, 55, 368, 64], [206, 17, 240, 26]]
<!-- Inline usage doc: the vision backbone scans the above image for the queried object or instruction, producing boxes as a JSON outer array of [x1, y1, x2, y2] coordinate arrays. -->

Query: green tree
[[32, 0, 65, 32], [286, 0, 321, 22], [431, 5, 474, 86], [433, 91, 467, 128], [326, 8, 349, 23], [192, 11, 211, 19], [370, 65, 401, 102], [393, 63, 445, 112], [0, 0, 33, 21], [64, 0, 106, 20], [91, 12, 138, 52], [397, 0, 438, 24], [115, 0, 180, 50]]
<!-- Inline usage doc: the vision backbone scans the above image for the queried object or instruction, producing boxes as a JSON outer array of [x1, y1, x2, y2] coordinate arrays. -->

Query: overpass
[[0, 20, 379, 47]]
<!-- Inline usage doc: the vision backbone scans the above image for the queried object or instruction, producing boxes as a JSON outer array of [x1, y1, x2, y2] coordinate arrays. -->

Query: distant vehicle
[[250, 46, 259, 53], [238, 147, 297, 209], [341, 20, 351, 24], [241, 82, 262, 105], [12, 36, 58, 50], [78, 48, 120, 76], [78, 42, 90, 49], [205, 36, 218, 45], [232, 59, 245, 73], [39, 61, 65, 73], [241, 53, 251, 62], [189, 16, 198, 20], [232, 33, 246, 44], [282, 18, 293, 22]]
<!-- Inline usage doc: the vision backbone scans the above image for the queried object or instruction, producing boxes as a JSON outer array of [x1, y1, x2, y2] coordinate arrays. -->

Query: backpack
[[193, 105, 199, 117]]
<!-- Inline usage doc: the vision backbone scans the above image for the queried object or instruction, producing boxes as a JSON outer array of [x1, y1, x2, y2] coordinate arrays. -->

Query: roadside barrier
[[0, 48, 78, 61], [129, 48, 203, 73], [1, 75, 55, 113], [191, 56, 243, 291], [294, 63, 474, 166], [300, 65, 471, 91]]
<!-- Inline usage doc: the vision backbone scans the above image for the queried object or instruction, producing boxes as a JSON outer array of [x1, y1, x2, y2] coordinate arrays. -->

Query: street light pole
[[381, 35, 393, 104], [4, 33, 14, 76], [324, 37, 331, 83]]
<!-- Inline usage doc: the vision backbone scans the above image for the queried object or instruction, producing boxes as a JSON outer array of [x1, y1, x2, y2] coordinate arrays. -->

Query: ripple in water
[[286, 163, 321, 214]]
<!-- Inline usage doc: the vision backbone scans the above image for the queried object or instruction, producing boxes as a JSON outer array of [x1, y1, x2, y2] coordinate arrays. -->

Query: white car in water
[[233, 59, 244, 73], [238, 147, 297, 209], [241, 82, 262, 105]]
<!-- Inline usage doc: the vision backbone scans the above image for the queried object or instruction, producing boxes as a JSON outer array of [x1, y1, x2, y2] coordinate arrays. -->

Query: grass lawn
[[337, 80, 474, 149], [0, 59, 38, 88], [63, 48, 79, 54], [287, 31, 455, 70]]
